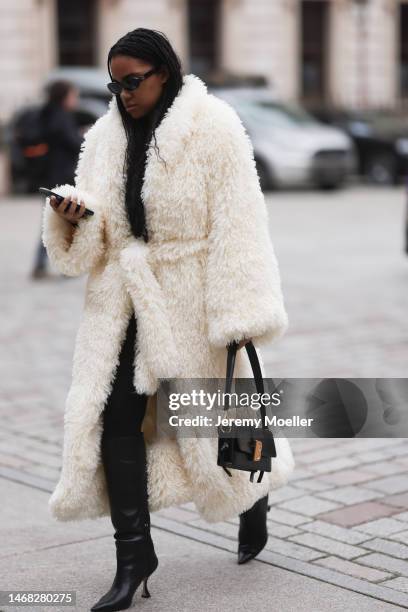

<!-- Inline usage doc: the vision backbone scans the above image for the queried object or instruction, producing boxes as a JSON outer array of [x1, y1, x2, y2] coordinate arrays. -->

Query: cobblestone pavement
[[1, 186, 408, 608]]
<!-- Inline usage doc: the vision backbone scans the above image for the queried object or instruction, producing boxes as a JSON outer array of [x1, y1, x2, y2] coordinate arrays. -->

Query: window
[[57, 0, 97, 66], [301, 0, 329, 106], [188, 0, 220, 76], [400, 3, 408, 100]]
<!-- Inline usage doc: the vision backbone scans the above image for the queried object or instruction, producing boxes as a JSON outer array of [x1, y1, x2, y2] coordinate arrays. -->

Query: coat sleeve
[[41, 121, 106, 277], [204, 99, 289, 348]]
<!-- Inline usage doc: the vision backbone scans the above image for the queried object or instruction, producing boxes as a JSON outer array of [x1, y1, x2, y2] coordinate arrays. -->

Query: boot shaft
[[101, 433, 152, 539]]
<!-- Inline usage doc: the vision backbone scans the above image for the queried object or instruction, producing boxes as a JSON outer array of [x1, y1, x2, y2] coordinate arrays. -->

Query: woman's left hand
[[237, 337, 252, 350]]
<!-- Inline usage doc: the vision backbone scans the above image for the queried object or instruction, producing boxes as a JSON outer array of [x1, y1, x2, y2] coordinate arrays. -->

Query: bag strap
[[224, 340, 267, 431], [222, 340, 273, 483]]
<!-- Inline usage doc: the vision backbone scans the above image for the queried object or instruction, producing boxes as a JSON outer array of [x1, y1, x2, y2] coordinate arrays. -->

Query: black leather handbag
[[217, 339, 277, 483]]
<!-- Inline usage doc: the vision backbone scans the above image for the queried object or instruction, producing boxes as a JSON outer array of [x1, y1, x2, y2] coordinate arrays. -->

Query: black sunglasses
[[107, 67, 158, 95]]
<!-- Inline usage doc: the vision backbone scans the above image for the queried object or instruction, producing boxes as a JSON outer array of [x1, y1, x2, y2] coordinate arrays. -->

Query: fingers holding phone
[[50, 195, 86, 225]]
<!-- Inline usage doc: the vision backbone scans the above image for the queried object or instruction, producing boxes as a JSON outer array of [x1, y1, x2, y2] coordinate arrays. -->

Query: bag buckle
[[253, 439, 262, 461]]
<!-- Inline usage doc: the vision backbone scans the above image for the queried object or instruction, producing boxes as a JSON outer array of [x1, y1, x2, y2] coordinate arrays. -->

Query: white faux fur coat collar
[[42, 73, 295, 524]]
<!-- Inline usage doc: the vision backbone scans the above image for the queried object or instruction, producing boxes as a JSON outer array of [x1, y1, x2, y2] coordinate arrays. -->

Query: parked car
[[208, 86, 357, 190], [310, 108, 408, 186]]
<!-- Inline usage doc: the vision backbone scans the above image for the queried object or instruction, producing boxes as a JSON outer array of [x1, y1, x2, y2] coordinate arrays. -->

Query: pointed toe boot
[[238, 494, 271, 564], [90, 433, 158, 612]]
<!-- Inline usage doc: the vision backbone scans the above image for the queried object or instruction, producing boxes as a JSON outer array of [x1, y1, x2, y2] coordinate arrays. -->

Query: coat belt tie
[[118, 237, 208, 392]]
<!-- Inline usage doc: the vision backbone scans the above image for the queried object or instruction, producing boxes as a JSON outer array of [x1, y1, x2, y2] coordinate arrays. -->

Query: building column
[[97, 0, 187, 70], [329, 0, 397, 109], [219, 0, 299, 100]]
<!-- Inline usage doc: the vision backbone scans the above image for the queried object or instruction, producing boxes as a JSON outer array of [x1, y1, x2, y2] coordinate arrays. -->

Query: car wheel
[[316, 179, 345, 191], [405, 189, 408, 255], [255, 157, 273, 192], [366, 153, 397, 185], [405, 220, 408, 255]]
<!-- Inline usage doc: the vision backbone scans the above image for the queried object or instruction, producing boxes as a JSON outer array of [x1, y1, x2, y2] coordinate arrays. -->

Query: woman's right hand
[[49, 195, 87, 225]]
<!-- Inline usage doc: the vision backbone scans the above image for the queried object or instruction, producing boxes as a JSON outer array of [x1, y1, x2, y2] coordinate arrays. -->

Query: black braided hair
[[107, 28, 183, 242]]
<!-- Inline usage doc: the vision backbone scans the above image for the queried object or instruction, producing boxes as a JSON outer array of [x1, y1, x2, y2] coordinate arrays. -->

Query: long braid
[[107, 28, 183, 242]]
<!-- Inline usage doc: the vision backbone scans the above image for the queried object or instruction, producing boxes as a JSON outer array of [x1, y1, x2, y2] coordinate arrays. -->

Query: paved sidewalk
[[0, 478, 401, 612], [1, 188, 408, 610]]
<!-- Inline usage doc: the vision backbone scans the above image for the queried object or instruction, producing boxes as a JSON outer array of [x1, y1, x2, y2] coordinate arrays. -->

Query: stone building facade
[[0, 0, 407, 123]]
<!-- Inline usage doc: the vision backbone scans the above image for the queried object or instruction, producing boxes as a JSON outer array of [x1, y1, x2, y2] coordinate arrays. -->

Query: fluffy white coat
[[42, 73, 295, 524]]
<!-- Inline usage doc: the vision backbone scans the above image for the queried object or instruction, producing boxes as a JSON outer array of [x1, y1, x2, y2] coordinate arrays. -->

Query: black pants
[[101, 311, 148, 441]]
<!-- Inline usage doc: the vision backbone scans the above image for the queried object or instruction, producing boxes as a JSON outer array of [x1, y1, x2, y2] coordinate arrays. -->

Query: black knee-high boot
[[237, 494, 271, 564], [91, 433, 158, 612]]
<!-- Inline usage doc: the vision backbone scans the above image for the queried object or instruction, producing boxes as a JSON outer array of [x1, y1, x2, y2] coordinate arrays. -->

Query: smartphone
[[39, 187, 94, 217]]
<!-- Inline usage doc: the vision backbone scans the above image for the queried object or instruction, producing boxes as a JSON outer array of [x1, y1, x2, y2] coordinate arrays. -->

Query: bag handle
[[220, 339, 275, 483], [223, 340, 267, 431]]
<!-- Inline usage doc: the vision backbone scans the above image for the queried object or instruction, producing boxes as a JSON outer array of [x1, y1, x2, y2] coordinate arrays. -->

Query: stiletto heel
[[141, 577, 150, 598]]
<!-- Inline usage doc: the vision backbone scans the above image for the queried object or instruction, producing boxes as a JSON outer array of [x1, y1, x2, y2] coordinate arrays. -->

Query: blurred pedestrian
[[31, 79, 83, 279]]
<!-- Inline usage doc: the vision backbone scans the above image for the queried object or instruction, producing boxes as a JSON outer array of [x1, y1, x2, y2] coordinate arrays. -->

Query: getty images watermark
[[154, 378, 408, 439], [165, 387, 313, 429]]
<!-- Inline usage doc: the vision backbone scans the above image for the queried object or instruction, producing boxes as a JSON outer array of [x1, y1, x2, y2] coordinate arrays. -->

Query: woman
[[32, 80, 83, 278], [42, 28, 295, 612]]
